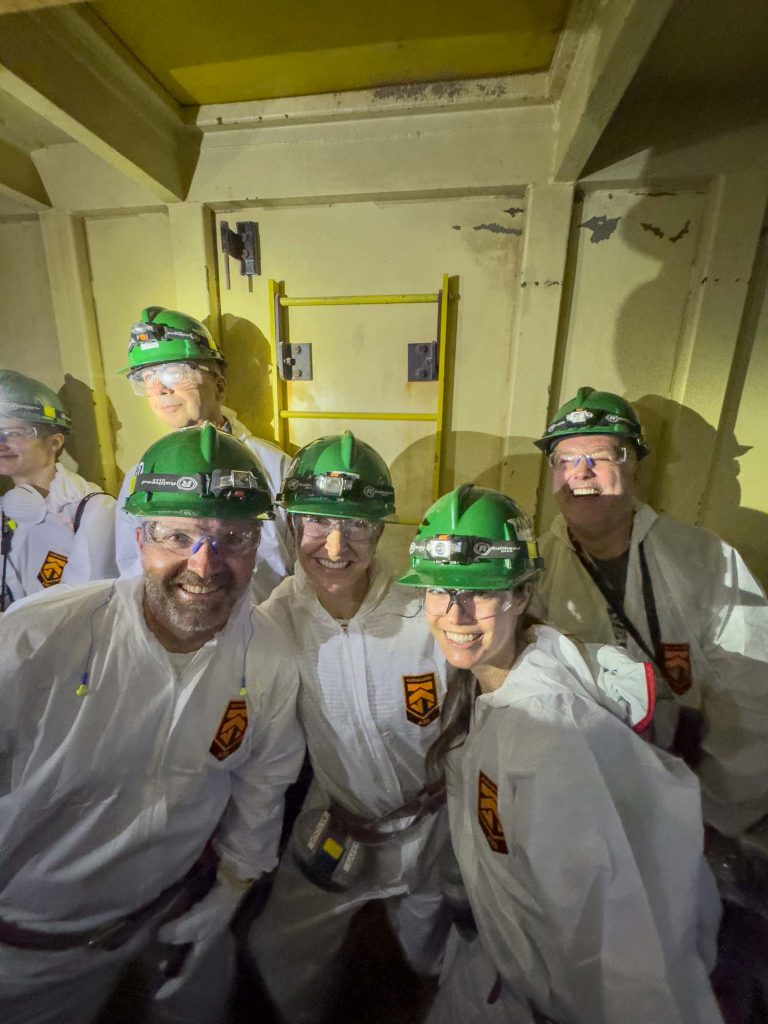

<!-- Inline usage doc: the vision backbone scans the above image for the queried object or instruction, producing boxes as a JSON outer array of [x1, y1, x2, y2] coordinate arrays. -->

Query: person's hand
[[154, 869, 252, 1000]]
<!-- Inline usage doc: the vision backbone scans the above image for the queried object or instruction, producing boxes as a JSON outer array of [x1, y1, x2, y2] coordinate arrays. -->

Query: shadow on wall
[[390, 429, 542, 516], [607, 193, 768, 586], [219, 315, 276, 442], [59, 374, 121, 494], [377, 429, 541, 576], [631, 394, 768, 586]]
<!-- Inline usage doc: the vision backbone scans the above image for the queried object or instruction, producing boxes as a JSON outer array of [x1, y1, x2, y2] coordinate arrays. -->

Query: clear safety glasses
[[0, 425, 38, 445], [293, 514, 380, 542], [143, 520, 260, 557], [548, 446, 628, 470], [127, 362, 217, 396], [423, 588, 515, 620]]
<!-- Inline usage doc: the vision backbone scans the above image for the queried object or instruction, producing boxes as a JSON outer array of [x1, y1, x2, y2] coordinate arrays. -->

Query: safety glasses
[[292, 514, 380, 541], [548, 446, 628, 470], [127, 362, 217, 396], [423, 588, 514, 620], [0, 425, 38, 445], [142, 520, 260, 557]]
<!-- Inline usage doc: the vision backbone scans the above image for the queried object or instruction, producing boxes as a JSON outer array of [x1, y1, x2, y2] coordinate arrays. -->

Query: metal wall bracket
[[408, 342, 438, 381], [220, 221, 261, 289], [280, 343, 313, 381]]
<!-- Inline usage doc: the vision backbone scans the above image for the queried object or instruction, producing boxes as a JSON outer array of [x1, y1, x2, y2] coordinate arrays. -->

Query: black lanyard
[[569, 530, 665, 675], [0, 512, 13, 611]]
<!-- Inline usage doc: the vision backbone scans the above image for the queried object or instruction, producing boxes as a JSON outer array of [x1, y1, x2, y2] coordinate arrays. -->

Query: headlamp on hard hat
[[128, 321, 209, 353], [131, 469, 274, 517], [279, 472, 394, 505], [409, 533, 540, 567], [209, 469, 266, 500]]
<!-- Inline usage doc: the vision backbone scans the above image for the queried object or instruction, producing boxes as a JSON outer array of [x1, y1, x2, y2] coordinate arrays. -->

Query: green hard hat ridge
[[124, 422, 273, 520], [398, 484, 543, 590], [535, 385, 649, 457], [0, 371, 71, 432], [120, 306, 225, 375], [279, 430, 395, 521]]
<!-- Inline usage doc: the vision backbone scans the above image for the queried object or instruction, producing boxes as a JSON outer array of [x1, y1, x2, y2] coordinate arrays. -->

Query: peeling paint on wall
[[451, 225, 461, 230], [578, 215, 621, 243], [372, 80, 466, 102], [473, 223, 522, 235], [504, 206, 524, 217], [669, 220, 691, 243], [639, 219, 691, 243]]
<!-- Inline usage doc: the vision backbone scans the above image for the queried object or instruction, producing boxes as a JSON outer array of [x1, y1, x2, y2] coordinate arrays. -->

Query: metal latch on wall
[[220, 221, 261, 289], [407, 342, 438, 381]]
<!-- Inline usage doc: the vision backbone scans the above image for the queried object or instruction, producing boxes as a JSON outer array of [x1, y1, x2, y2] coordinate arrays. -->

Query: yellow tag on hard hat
[[43, 405, 55, 418]]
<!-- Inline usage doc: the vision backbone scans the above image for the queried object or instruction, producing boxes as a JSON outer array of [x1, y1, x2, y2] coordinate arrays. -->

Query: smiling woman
[[398, 484, 723, 1024]]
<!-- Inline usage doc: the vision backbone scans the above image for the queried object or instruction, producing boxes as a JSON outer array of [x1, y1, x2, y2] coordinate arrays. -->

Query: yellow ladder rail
[[279, 293, 439, 307], [269, 274, 453, 501]]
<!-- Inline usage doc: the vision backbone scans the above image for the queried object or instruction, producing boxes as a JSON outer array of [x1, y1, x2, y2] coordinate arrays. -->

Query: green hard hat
[[120, 306, 225, 375], [534, 386, 649, 458], [398, 484, 543, 590], [0, 371, 71, 432], [278, 430, 395, 521], [124, 421, 273, 520]]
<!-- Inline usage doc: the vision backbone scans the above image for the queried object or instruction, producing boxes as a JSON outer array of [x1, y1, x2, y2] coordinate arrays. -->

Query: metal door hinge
[[220, 221, 261, 288]]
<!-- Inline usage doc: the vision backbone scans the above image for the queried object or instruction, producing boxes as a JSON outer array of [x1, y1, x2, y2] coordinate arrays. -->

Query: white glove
[[154, 868, 251, 1000], [577, 642, 656, 733]]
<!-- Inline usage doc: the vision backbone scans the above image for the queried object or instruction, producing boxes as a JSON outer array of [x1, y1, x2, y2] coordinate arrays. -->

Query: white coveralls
[[115, 409, 293, 601], [427, 625, 723, 1024], [249, 561, 452, 1022], [533, 503, 768, 838], [0, 464, 117, 605], [0, 577, 304, 1024]]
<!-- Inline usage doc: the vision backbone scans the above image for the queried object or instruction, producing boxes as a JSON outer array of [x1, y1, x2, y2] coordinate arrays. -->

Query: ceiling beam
[[0, 6, 200, 201], [552, 0, 674, 182], [0, 136, 50, 208], [0, 0, 83, 12]]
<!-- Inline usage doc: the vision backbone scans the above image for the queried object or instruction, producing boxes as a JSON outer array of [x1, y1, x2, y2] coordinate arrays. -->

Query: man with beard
[[532, 386, 768, 839], [0, 422, 304, 1024], [115, 306, 292, 600], [532, 387, 768, 1018]]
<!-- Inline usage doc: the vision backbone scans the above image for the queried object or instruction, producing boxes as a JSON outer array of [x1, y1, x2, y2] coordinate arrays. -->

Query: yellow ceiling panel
[[90, 0, 569, 106]]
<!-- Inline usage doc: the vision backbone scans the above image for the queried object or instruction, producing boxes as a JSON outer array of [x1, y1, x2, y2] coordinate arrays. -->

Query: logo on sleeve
[[37, 550, 68, 588], [403, 672, 440, 727], [661, 642, 692, 695], [478, 771, 508, 854], [209, 699, 248, 761]]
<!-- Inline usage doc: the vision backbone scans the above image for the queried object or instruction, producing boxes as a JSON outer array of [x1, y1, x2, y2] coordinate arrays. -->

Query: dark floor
[[98, 899, 434, 1024], [234, 900, 436, 1024]]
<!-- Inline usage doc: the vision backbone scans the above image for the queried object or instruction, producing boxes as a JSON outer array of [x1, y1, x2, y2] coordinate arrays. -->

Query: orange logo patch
[[403, 672, 440, 727], [209, 699, 248, 761], [37, 550, 68, 588], [478, 771, 508, 854], [661, 643, 692, 695]]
